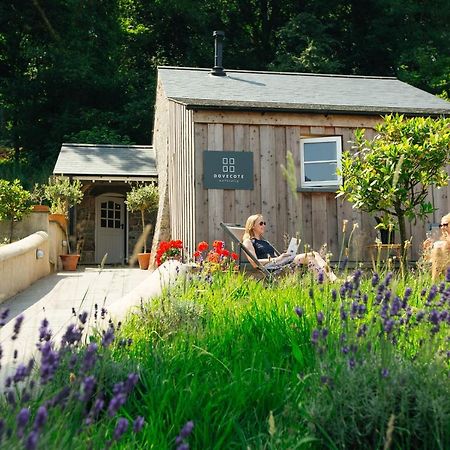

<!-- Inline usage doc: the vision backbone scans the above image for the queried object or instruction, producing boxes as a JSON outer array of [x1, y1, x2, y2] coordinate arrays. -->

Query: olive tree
[[0, 179, 32, 243], [337, 114, 450, 262], [125, 184, 159, 253]]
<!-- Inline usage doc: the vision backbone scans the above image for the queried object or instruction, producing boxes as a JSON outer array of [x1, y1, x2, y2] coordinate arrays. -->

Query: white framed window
[[300, 136, 342, 188]]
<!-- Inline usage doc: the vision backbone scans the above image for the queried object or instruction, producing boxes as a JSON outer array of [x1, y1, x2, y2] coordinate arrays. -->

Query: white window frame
[[300, 136, 342, 188]]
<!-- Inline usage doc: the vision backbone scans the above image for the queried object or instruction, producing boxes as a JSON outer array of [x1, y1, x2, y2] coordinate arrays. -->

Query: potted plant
[[30, 183, 50, 212], [0, 179, 32, 243], [44, 177, 84, 270], [125, 183, 159, 269]]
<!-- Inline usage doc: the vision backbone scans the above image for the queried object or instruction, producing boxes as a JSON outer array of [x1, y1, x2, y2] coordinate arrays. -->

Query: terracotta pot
[[137, 252, 151, 270], [60, 254, 80, 271], [32, 205, 50, 213], [49, 213, 67, 230]]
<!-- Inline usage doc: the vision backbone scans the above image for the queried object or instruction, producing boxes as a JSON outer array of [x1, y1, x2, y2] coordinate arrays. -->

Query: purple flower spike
[[16, 407, 30, 437], [80, 376, 96, 402], [381, 368, 389, 378], [82, 343, 98, 373], [446, 267, 450, 283], [38, 319, 52, 342], [108, 393, 127, 417], [348, 357, 356, 369], [78, 311, 88, 325], [311, 329, 320, 345], [39, 341, 60, 384], [113, 418, 129, 441], [317, 270, 324, 284], [133, 416, 145, 433], [25, 430, 39, 450], [0, 308, 10, 326], [33, 406, 48, 430], [371, 272, 379, 287], [179, 420, 194, 439], [12, 314, 24, 340], [294, 307, 303, 318], [101, 327, 115, 348], [317, 311, 324, 325]]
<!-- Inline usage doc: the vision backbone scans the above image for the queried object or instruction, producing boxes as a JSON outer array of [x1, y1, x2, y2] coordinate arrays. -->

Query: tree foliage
[[337, 114, 450, 256], [126, 183, 159, 252], [0, 179, 32, 242], [0, 0, 449, 185]]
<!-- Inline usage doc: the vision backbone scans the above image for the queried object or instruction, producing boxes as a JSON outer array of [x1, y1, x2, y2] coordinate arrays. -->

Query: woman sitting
[[423, 212, 450, 280], [242, 213, 337, 281]]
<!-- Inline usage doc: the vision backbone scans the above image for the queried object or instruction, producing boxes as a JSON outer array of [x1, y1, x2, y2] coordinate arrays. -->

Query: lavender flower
[[175, 420, 194, 448], [317, 270, 325, 284], [16, 408, 30, 437], [384, 272, 393, 287], [38, 319, 51, 342], [383, 319, 395, 334], [317, 311, 324, 325], [294, 307, 303, 318], [78, 311, 88, 325], [133, 416, 145, 433], [39, 341, 60, 384], [101, 327, 115, 348], [311, 329, 320, 345], [446, 266, 450, 283], [108, 393, 127, 417], [33, 406, 47, 430], [25, 430, 38, 450], [348, 357, 356, 369], [112, 418, 129, 441], [80, 376, 96, 402], [82, 343, 98, 373], [331, 289, 337, 301], [12, 315, 24, 340], [381, 368, 389, 378], [0, 308, 10, 326], [60, 324, 82, 347], [372, 272, 380, 287]]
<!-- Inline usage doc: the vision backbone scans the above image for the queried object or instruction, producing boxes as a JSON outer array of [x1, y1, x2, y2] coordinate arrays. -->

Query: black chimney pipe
[[211, 31, 226, 76]]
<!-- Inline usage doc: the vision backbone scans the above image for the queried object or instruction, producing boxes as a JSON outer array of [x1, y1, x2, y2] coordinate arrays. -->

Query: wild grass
[[0, 268, 448, 449]]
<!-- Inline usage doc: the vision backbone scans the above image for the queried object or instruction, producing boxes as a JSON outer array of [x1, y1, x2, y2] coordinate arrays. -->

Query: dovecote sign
[[203, 151, 253, 190]]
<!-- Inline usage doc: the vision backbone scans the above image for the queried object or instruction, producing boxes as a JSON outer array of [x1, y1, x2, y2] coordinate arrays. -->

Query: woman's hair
[[242, 214, 263, 242]]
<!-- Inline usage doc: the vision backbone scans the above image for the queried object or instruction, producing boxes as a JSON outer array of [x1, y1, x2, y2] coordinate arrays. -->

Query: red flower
[[213, 240, 224, 251], [193, 250, 201, 258], [231, 252, 239, 260], [197, 241, 209, 252], [155, 240, 183, 266]]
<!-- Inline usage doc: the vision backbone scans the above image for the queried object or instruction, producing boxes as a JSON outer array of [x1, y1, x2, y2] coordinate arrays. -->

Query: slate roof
[[53, 144, 157, 179], [158, 66, 450, 116]]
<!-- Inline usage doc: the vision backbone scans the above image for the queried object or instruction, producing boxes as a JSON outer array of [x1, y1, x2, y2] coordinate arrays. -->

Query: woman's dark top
[[251, 238, 276, 259]]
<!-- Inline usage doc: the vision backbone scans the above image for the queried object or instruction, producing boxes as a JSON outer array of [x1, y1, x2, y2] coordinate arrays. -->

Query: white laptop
[[287, 237, 301, 255], [265, 237, 301, 269]]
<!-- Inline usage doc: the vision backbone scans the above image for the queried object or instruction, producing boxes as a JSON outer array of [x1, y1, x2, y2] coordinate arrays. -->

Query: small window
[[300, 136, 342, 188]]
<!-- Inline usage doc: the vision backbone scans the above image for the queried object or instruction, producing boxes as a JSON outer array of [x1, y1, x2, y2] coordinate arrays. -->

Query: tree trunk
[[9, 220, 14, 243], [141, 209, 146, 253], [395, 207, 408, 270]]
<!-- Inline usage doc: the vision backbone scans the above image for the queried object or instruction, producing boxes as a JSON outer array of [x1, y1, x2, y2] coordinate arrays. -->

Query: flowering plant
[[193, 240, 238, 272], [155, 240, 183, 266]]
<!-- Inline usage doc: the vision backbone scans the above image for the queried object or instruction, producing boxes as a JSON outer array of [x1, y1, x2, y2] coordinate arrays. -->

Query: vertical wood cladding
[[165, 107, 445, 262]]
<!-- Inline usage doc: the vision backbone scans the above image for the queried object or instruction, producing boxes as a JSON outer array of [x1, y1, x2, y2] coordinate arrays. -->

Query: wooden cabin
[[53, 143, 157, 265], [155, 67, 450, 263]]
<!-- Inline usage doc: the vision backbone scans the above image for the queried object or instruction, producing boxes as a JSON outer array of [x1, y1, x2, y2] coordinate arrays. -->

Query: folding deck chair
[[220, 222, 283, 279]]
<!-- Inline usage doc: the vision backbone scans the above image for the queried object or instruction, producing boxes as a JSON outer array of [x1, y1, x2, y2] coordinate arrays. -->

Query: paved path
[[0, 267, 153, 385]]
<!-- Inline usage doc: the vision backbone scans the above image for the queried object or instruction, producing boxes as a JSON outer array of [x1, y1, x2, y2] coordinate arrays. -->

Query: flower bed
[[0, 267, 448, 448]]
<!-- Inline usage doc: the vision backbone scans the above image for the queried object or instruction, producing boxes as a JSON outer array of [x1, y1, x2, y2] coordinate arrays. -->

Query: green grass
[[0, 269, 449, 449]]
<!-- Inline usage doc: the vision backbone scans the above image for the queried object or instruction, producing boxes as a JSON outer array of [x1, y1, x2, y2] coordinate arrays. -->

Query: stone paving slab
[[0, 267, 152, 385]]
